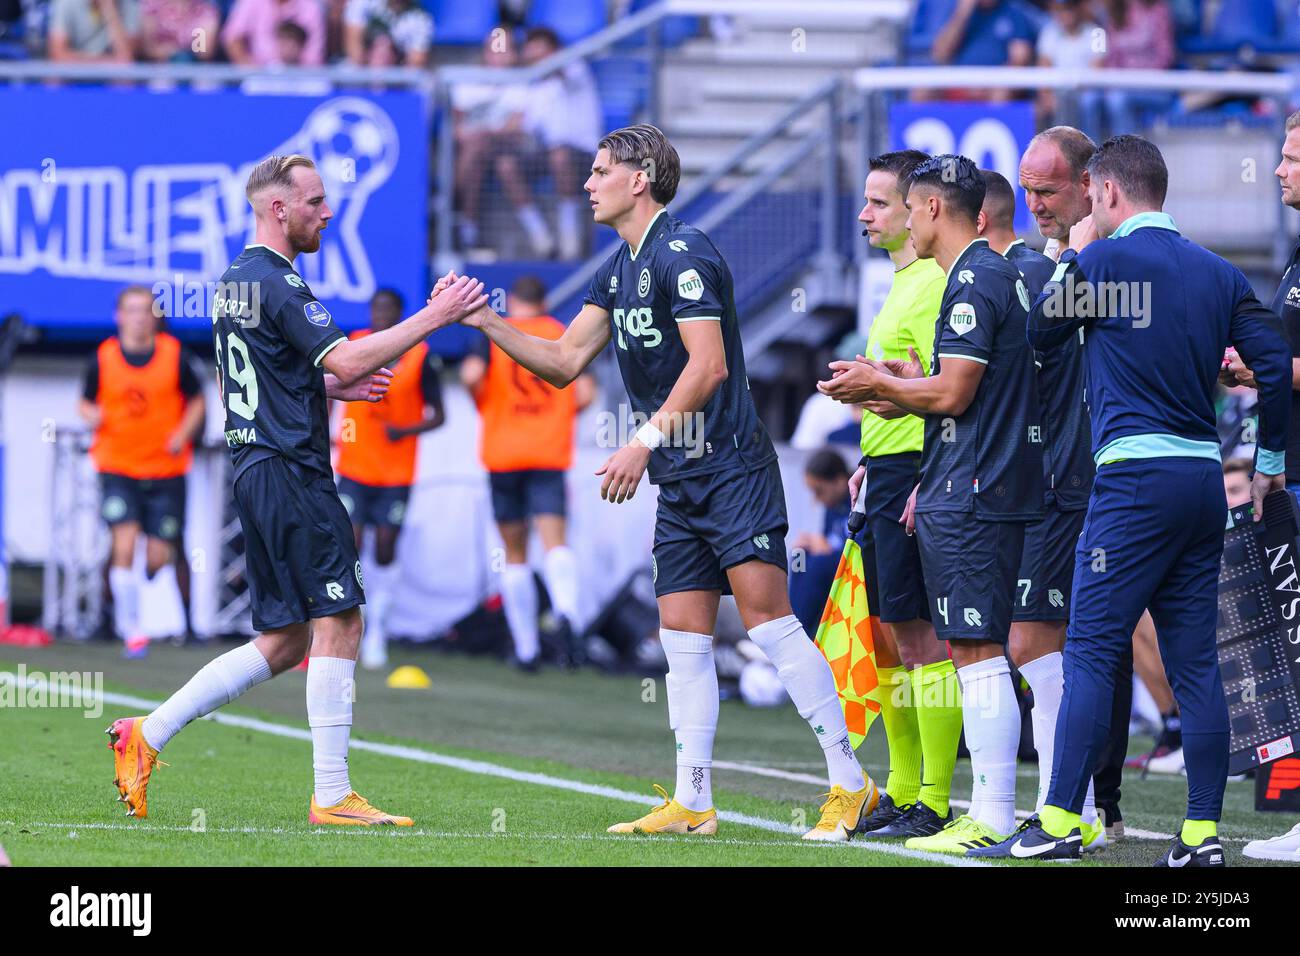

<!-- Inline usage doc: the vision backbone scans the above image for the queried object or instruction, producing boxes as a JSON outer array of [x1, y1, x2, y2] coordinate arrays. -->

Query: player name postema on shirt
[[212, 244, 347, 481], [917, 237, 1043, 520], [583, 208, 776, 483]]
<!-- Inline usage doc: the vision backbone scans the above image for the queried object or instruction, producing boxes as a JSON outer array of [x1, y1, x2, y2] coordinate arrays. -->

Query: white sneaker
[[1243, 822, 1300, 862], [1145, 747, 1186, 775]]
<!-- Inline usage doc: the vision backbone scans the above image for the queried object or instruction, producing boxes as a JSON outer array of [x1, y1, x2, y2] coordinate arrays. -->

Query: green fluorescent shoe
[[904, 814, 1006, 855], [1081, 816, 1108, 854]]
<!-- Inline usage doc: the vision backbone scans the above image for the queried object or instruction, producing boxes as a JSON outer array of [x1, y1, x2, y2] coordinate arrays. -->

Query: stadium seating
[[629, 0, 701, 49], [1182, 0, 1276, 53], [425, 0, 498, 46], [588, 56, 648, 133], [905, 0, 955, 64], [525, 0, 608, 45]]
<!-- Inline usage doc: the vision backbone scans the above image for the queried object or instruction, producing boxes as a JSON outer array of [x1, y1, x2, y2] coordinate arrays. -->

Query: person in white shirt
[[1036, 0, 1104, 126], [521, 26, 603, 260], [343, 0, 432, 67], [453, 28, 554, 256]]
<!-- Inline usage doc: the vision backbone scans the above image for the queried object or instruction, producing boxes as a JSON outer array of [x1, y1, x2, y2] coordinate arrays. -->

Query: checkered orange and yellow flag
[[813, 531, 882, 750]]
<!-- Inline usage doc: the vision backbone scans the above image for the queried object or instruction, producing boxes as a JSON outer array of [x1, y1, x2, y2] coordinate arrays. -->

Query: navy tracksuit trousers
[[1048, 458, 1229, 821]]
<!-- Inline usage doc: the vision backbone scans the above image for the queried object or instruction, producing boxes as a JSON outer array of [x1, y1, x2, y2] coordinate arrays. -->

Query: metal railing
[[545, 76, 846, 316]]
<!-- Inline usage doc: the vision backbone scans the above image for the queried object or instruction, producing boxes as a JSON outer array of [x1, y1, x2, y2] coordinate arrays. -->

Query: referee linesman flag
[[814, 489, 881, 749]]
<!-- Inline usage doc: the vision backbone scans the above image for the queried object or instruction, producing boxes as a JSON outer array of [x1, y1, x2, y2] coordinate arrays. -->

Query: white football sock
[[542, 545, 580, 625], [749, 615, 865, 791], [307, 656, 354, 808], [364, 561, 398, 645], [1083, 779, 1098, 825], [142, 641, 272, 751], [501, 563, 539, 663], [957, 656, 1020, 835], [109, 566, 140, 639], [140, 563, 186, 639], [1019, 651, 1063, 812], [661, 628, 718, 812]]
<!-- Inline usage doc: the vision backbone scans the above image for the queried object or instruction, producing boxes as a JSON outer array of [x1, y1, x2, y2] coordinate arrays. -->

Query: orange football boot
[[106, 716, 165, 819], [309, 791, 414, 826]]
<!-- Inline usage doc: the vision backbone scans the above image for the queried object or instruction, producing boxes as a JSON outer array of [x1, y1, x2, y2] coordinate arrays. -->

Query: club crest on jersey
[[304, 301, 331, 326], [638, 268, 651, 298], [677, 268, 704, 302], [1016, 279, 1031, 312], [948, 302, 977, 336]]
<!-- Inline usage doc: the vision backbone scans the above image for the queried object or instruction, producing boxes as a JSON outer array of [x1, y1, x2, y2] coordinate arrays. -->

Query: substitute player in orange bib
[[79, 286, 206, 659], [335, 288, 446, 669], [460, 275, 594, 669]]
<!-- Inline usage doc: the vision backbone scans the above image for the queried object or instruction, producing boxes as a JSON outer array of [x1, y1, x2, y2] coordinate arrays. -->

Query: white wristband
[[634, 422, 667, 450]]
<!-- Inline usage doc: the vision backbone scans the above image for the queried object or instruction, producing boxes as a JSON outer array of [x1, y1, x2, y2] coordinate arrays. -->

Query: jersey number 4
[[214, 330, 260, 419]]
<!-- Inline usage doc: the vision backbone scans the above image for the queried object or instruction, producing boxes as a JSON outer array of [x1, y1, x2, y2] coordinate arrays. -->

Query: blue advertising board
[[889, 101, 1035, 233], [0, 86, 428, 334]]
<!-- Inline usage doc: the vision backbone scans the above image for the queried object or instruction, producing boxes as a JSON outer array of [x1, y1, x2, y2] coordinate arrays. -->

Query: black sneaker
[[965, 816, 1035, 858], [855, 792, 909, 835], [860, 800, 951, 839], [998, 814, 1081, 861], [1154, 833, 1225, 868]]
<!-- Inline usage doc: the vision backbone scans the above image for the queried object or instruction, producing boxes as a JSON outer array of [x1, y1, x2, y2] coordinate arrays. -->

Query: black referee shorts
[[863, 452, 930, 623]]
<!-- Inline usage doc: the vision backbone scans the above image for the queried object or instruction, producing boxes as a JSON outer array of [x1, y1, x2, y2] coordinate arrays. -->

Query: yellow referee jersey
[[859, 257, 947, 458]]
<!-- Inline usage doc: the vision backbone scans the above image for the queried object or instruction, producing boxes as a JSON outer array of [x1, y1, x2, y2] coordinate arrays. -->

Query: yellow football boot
[[607, 784, 718, 835], [309, 791, 414, 826], [803, 778, 880, 842], [106, 716, 165, 819]]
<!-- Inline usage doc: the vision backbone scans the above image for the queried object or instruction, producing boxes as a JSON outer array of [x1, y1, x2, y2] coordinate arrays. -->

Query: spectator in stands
[[1079, 0, 1176, 139], [1036, 0, 1104, 125], [929, 0, 1035, 101], [452, 28, 555, 257], [48, 0, 140, 62], [222, 0, 325, 66], [138, 0, 218, 61], [343, 0, 432, 68], [521, 26, 603, 260], [79, 286, 206, 658], [274, 17, 306, 63], [788, 449, 852, 639]]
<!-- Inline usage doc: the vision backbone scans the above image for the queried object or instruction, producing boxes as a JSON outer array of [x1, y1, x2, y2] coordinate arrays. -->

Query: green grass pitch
[[0, 642, 1289, 867]]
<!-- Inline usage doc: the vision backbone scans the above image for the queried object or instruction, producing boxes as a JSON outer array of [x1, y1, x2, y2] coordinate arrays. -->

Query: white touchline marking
[[2, 674, 990, 868], [0, 820, 983, 853], [713, 759, 1247, 843]]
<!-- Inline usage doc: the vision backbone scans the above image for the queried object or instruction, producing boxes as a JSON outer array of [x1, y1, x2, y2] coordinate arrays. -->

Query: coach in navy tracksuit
[[1004, 136, 1291, 865]]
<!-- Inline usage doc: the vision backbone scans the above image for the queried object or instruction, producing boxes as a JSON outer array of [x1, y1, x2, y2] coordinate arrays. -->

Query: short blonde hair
[[245, 154, 316, 201], [1287, 110, 1300, 133]]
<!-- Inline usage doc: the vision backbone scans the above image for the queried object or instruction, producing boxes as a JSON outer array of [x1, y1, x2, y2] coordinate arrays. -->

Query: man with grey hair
[[1018, 125, 1132, 843], [105, 154, 489, 826], [1019, 126, 1096, 260]]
